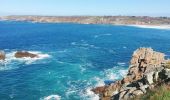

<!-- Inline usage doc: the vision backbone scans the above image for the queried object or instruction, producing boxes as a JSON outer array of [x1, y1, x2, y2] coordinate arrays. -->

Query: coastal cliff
[[92, 47, 170, 100]]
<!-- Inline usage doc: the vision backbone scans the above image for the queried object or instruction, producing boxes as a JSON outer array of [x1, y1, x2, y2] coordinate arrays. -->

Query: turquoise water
[[0, 21, 170, 100]]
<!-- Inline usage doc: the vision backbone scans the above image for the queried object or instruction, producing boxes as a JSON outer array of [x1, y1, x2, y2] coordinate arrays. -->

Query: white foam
[[71, 42, 76, 45], [93, 77, 105, 86], [94, 35, 99, 38], [94, 33, 112, 38], [123, 46, 127, 49], [103, 33, 112, 36], [83, 88, 99, 100], [119, 69, 128, 77], [0, 51, 50, 71], [57, 49, 68, 53], [104, 66, 128, 80], [117, 62, 126, 66], [43, 95, 61, 100], [6, 51, 50, 64], [79, 65, 86, 73]]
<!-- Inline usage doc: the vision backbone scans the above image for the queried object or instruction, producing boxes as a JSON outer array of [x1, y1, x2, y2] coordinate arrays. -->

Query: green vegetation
[[135, 85, 170, 100]]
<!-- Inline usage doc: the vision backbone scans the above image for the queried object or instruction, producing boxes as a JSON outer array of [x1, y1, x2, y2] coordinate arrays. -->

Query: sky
[[0, 0, 170, 16]]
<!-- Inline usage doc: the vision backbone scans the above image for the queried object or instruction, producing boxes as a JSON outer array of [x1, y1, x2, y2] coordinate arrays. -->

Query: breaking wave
[[0, 51, 50, 71], [81, 65, 128, 99], [42, 94, 61, 100], [94, 33, 112, 38]]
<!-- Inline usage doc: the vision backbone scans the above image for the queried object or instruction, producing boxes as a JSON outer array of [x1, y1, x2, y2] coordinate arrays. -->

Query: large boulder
[[0, 50, 5, 60], [15, 51, 38, 58]]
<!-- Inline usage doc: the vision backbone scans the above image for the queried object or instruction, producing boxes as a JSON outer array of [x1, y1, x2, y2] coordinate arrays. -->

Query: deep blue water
[[0, 21, 170, 100]]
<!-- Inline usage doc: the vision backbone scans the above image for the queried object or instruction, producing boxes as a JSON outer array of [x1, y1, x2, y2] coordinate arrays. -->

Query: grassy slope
[[134, 85, 170, 100]]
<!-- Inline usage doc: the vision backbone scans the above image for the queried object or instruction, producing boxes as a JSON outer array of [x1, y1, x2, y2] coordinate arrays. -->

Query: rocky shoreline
[[92, 47, 170, 100]]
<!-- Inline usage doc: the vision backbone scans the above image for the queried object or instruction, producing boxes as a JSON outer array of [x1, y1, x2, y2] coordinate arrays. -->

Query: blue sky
[[0, 0, 170, 16]]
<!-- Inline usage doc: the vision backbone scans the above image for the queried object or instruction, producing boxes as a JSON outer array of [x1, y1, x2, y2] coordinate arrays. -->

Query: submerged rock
[[15, 51, 38, 58], [0, 50, 5, 60], [92, 47, 170, 100]]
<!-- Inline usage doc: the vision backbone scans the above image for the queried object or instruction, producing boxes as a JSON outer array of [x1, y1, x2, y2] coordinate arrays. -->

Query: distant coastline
[[1, 15, 170, 29]]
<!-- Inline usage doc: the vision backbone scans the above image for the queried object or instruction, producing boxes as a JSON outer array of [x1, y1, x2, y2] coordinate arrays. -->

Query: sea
[[0, 21, 170, 100]]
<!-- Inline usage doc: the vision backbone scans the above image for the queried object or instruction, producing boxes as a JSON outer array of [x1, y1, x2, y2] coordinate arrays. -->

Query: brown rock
[[127, 48, 165, 82], [0, 50, 5, 60], [15, 51, 38, 58], [91, 86, 106, 94]]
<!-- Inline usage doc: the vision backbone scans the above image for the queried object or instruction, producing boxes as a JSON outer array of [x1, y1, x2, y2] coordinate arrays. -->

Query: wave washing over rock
[[92, 47, 170, 100], [0, 50, 50, 70]]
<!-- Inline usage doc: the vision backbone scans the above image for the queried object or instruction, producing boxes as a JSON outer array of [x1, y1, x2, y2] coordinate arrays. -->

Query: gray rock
[[120, 85, 135, 91], [153, 71, 159, 82], [118, 90, 127, 100], [139, 85, 149, 93], [132, 90, 143, 96], [164, 68, 170, 78], [138, 82, 144, 87], [144, 72, 154, 84]]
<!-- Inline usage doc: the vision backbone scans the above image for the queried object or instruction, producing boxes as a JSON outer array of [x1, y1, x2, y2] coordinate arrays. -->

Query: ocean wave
[[81, 66, 128, 99], [42, 94, 61, 100], [103, 66, 128, 81], [71, 42, 100, 49], [57, 49, 68, 53], [117, 62, 126, 66], [81, 87, 99, 100], [94, 33, 112, 38], [123, 46, 127, 49], [71, 42, 77, 45], [0, 51, 50, 71]]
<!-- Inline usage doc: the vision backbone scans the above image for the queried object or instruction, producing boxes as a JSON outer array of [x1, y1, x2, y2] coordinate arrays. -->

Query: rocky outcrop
[[15, 51, 38, 58], [0, 50, 5, 60], [92, 47, 170, 100]]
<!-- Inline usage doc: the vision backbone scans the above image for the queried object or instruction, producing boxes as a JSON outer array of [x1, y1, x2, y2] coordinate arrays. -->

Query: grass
[[134, 85, 170, 100]]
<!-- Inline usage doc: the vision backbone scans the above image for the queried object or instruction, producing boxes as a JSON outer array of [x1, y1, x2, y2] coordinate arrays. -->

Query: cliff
[[92, 47, 170, 100]]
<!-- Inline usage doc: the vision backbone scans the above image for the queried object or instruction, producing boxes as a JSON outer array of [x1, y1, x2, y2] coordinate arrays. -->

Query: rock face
[[0, 50, 5, 60], [92, 47, 170, 100], [15, 51, 38, 58]]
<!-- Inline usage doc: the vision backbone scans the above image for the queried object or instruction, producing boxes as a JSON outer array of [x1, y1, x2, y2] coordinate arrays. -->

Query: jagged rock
[[130, 48, 165, 66], [15, 51, 38, 58], [128, 48, 165, 82], [92, 48, 167, 100], [0, 50, 5, 60]]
